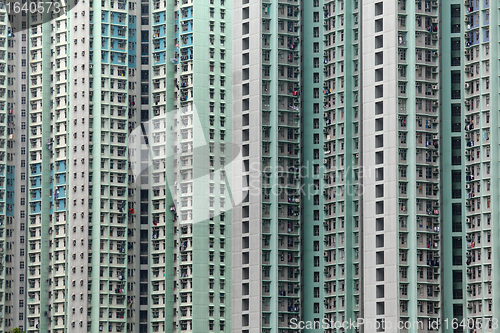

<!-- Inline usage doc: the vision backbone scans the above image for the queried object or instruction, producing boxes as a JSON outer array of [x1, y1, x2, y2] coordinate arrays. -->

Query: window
[[314, 88, 319, 98], [314, 256, 320, 267], [313, 58, 319, 68], [314, 225, 320, 236], [313, 42, 319, 53], [399, 83, 406, 94]]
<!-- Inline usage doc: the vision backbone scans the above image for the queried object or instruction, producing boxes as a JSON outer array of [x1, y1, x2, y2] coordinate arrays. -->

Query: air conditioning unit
[[465, 83, 470, 89], [466, 184, 471, 189]]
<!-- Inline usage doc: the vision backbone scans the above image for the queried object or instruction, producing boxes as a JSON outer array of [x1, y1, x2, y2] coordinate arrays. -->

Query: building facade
[[232, 0, 302, 332], [463, 0, 499, 328], [231, 0, 495, 333], [0, 0, 500, 332], [0, 0, 232, 332]]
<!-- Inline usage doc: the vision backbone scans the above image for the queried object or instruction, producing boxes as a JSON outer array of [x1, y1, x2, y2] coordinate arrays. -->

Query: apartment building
[[3, 7, 29, 332], [232, 0, 443, 332], [0, 0, 232, 331], [232, 0, 302, 332], [362, 0, 441, 331], [0, 0, 499, 332], [320, 0, 363, 329], [25, 0, 138, 331], [146, 0, 232, 331], [22, 0, 233, 331], [463, 0, 499, 328], [440, 1, 467, 331]]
